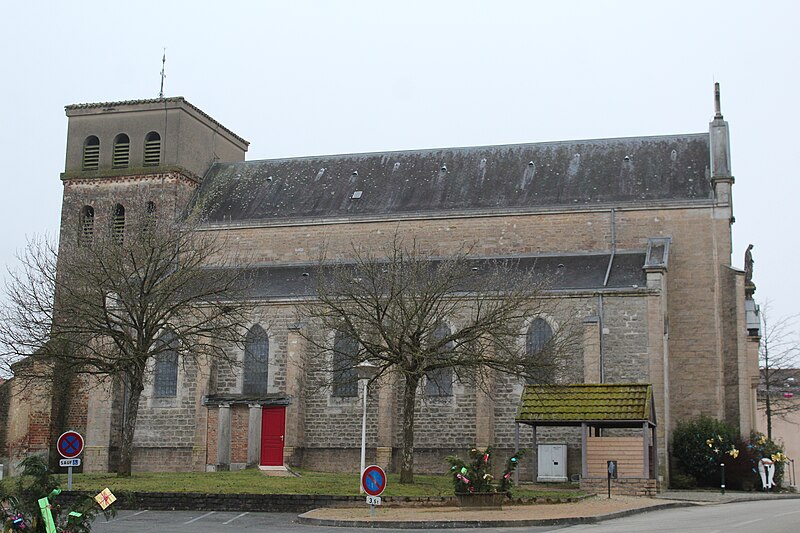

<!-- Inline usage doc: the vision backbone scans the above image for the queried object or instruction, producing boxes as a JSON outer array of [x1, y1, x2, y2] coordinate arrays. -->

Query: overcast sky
[[1, 1, 797, 332]]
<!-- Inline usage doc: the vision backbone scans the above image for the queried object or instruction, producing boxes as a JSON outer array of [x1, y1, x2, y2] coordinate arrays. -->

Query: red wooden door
[[260, 407, 286, 466]]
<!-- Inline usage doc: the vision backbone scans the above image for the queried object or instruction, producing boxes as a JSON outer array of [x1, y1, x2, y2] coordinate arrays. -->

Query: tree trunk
[[765, 392, 773, 440], [117, 374, 144, 477], [400, 374, 420, 484], [764, 362, 772, 440]]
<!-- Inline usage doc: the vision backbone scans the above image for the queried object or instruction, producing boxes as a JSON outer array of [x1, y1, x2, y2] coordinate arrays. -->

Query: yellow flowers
[[771, 452, 787, 463], [705, 435, 740, 460]]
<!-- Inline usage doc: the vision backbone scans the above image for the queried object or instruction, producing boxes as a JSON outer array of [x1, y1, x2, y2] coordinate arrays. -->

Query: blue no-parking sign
[[57, 431, 84, 459], [361, 465, 387, 496]]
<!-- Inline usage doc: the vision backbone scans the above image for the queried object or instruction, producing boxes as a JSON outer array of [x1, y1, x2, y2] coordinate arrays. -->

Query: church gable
[[193, 133, 710, 224]]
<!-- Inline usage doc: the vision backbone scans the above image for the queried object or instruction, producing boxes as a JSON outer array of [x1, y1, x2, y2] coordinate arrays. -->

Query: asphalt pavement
[[89, 489, 800, 532]]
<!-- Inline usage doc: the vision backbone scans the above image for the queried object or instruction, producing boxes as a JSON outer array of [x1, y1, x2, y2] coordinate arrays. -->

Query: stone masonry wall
[[601, 296, 650, 383], [103, 195, 733, 474], [201, 203, 730, 442], [0, 381, 8, 458]]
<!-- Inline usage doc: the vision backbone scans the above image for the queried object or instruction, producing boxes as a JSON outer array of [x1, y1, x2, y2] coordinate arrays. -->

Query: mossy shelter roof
[[516, 383, 656, 428]]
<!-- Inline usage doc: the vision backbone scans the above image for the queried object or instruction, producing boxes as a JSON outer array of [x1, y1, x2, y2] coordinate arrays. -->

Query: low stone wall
[[55, 492, 585, 512], [56, 492, 364, 513], [580, 477, 659, 496]]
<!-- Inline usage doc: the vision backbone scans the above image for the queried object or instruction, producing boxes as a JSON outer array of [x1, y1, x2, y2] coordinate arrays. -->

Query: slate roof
[[230, 252, 647, 300], [193, 133, 711, 223], [203, 393, 291, 406], [516, 383, 655, 427]]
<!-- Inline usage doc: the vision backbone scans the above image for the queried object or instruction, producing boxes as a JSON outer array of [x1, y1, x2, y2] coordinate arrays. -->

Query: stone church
[[1, 86, 759, 490]]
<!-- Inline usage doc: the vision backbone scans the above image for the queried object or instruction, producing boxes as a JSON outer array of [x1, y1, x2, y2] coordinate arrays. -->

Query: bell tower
[[52, 98, 248, 472], [58, 97, 249, 247], [63, 97, 249, 179]]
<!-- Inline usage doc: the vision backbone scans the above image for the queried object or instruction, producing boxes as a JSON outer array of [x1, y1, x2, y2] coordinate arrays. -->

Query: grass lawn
[[42, 469, 584, 499]]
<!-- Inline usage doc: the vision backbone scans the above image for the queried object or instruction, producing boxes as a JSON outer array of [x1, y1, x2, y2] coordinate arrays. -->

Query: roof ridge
[[222, 132, 708, 166]]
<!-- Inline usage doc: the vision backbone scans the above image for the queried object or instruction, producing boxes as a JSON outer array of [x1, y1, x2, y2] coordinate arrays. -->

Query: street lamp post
[[356, 360, 379, 493]]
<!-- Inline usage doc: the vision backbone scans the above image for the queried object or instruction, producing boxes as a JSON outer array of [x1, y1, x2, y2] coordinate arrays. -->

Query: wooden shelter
[[515, 384, 658, 491]]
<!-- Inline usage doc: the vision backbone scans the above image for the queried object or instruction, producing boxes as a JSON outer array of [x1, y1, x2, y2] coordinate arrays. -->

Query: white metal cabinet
[[537, 444, 568, 482]]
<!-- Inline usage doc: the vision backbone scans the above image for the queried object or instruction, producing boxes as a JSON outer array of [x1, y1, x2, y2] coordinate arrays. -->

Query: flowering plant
[[445, 446, 525, 495], [704, 434, 739, 462], [740, 432, 788, 487]]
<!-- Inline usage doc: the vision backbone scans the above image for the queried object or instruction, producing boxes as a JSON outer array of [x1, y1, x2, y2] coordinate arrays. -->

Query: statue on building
[[745, 244, 754, 284]]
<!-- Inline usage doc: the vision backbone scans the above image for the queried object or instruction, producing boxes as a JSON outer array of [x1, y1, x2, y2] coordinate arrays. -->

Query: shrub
[[671, 416, 740, 487], [445, 446, 525, 495], [669, 472, 697, 490]]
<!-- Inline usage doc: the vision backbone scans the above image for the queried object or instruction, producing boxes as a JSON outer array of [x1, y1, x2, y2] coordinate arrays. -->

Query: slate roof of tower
[[193, 133, 711, 223], [516, 383, 655, 427], [231, 252, 647, 300]]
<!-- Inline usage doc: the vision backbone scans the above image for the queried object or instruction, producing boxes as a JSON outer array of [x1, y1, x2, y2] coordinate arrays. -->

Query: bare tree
[[298, 235, 579, 484], [758, 302, 800, 439], [0, 210, 250, 476]]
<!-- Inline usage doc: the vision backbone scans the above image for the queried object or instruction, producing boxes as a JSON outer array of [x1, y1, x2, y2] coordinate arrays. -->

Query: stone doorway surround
[[202, 394, 290, 471]]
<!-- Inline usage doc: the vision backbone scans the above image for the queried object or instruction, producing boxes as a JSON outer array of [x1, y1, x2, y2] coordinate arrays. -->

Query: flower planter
[[455, 492, 506, 510]]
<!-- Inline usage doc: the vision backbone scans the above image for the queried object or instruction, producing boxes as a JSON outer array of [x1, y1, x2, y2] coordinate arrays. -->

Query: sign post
[[606, 460, 618, 499], [361, 465, 387, 518], [57, 431, 84, 491]]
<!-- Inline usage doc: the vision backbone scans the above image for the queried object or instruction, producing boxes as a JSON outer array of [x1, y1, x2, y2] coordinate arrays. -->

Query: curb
[[297, 501, 696, 529]]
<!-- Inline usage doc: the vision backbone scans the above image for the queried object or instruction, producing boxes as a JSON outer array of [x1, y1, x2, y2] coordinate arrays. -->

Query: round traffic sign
[[361, 465, 387, 496], [57, 430, 84, 459]]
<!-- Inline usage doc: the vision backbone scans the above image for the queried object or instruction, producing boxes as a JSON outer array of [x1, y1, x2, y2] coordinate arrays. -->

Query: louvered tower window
[[144, 131, 161, 166], [82, 136, 100, 170], [111, 203, 125, 244], [112, 134, 130, 169], [80, 205, 94, 244]]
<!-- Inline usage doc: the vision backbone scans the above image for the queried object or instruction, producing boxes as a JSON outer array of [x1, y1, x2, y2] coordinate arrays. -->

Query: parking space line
[[108, 510, 149, 522], [183, 511, 215, 524], [222, 512, 248, 524], [731, 518, 762, 528]]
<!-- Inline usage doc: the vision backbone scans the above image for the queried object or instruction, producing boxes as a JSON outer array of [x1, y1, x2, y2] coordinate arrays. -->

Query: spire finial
[[159, 49, 166, 99], [714, 82, 723, 119]]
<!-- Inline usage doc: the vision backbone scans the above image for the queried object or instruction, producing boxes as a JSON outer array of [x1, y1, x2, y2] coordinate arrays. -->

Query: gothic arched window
[[243, 325, 269, 395], [526, 318, 554, 384], [425, 321, 453, 396], [332, 330, 358, 397], [153, 330, 178, 397]]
